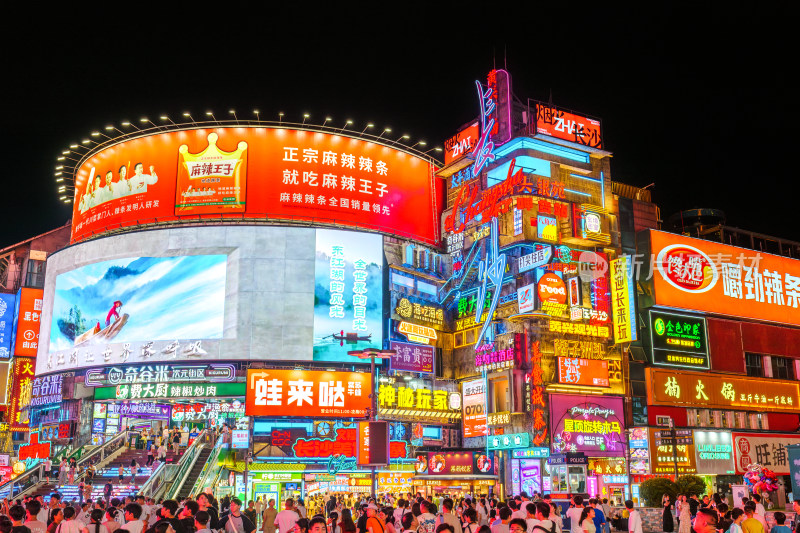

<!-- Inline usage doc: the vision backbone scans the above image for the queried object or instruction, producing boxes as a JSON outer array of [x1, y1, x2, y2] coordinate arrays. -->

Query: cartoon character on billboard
[[476, 454, 492, 473], [429, 454, 446, 473], [73, 300, 129, 347]]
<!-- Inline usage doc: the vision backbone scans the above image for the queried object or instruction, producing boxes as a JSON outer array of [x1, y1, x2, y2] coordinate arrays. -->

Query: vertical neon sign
[[471, 78, 496, 177], [473, 217, 506, 348]]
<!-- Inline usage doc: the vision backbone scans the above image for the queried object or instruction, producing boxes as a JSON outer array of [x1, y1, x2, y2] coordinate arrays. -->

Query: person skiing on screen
[[106, 300, 123, 327]]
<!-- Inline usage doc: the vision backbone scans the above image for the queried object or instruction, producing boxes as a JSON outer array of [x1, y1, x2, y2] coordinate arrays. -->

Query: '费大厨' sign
[[95, 382, 244, 400]]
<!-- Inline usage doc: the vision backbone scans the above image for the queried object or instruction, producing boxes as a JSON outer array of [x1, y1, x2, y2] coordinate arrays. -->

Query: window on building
[[745, 353, 764, 377], [735, 412, 746, 429], [489, 376, 511, 413], [24, 259, 45, 288], [772, 356, 796, 380]]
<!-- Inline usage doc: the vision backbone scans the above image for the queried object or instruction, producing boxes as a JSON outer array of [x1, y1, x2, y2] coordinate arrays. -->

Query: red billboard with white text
[[72, 128, 442, 245]]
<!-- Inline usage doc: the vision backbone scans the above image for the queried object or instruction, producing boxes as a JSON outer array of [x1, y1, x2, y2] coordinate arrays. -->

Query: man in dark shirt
[[688, 496, 699, 519], [9, 505, 32, 533]]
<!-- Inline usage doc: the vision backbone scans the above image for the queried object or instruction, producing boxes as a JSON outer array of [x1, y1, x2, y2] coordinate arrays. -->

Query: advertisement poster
[[245, 369, 372, 418], [462, 378, 488, 438], [13, 288, 44, 357], [313, 229, 383, 362], [557, 357, 609, 387], [388, 341, 434, 373], [732, 433, 800, 474], [534, 102, 603, 149], [426, 451, 484, 476], [694, 430, 734, 475], [71, 128, 442, 246], [649, 310, 708, 369], [0, 293, 16, 359], [644, 230, 800, 327], [550, 394, 625, 456], [48, 255, 226, 365]]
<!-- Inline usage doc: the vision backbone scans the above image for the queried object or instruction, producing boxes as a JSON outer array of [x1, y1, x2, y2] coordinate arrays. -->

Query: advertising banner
[[649, 427, 696, 474], [13, 288, 43, 357], [557, 357, 609, 387], [0, 362, 9, 405], [462, 378, 488, 438], [610, 256, 636, 343], [788, 445, 800, 498], [8, 357, 35, 432], [649, 310, 708, 369], [231, 430, 249, 449], [388, 341, 434, 373], [534, 102, 603, 149], [694, 430, 735, 475], [0, 292, 15, 359], [313, 229, 383, 362], [444, 122, 479, 166], [426, 451, 493, 476], [95, 382, 245, 400], [629, 427, 650, 474], [71, 128, 442, 246], [732, 432, 800, 474], [246, 369, 372, 418], [647, 368, 800, 413], [549, 394, 625, 456], [357, 421, 389, 466], [644, 229, 800, 327]]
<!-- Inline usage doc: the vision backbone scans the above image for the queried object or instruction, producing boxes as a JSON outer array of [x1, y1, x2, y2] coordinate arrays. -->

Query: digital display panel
[[47, 254, 226, 366], [313, 229, 383, 361], [71, 128, 442, 246]]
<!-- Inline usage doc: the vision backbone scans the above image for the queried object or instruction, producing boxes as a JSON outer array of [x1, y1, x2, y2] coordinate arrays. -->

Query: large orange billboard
[[13, 288, 44, 357], [72, 128, 442, 245], [245, 369, 372, 418], [644, 230, 800, 326]]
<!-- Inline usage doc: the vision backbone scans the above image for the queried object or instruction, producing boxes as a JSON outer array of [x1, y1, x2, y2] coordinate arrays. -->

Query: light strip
[[492, 137, 590, 163], [565, 188, 592, 197], [569, 173, 600, 182]]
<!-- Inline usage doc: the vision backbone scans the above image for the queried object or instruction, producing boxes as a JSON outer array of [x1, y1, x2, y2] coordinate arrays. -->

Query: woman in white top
[[105, 509, 121, 533], [579, 508, 595, 533], [83, 510, 110, 533]]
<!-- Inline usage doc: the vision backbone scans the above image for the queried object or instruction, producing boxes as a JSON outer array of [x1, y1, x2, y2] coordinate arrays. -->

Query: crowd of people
[[1, 490, 798, 533], [659, 492, 800, 533]]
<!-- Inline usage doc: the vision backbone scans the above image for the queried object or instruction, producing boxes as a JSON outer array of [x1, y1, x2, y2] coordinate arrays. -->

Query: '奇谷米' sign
[[30, 374, 64, 406]]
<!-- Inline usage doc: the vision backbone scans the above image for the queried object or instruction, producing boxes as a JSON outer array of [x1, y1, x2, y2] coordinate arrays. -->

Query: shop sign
[[462, 378, 487, 438], [397, 321, 437, 344], [96, 381, 245, 400], [512, 447, 550, 459], [457, 292, 492, 319], [388, 341, 434, 374], [475, 342, 515, 372], [231, 430, 249, 449], [84, 363, 236, 387], [291, 427, 407, 461], [30, 374, 64, 406], [732, 432, 800, 475], [487, 411, 511, 426], [610, 256, 637, 344], [171, 401, 244, 421], [378, 382, 461, 418], [517, 284, 535, 313], [589, 457, 626, 476], [649, 311, 708, 369], [550, 394, 625, 456], [530, 341, 547, 446], [694, 431, 734, 475], [549, 321, 610, 338], [426, 451, 493, 475], [111, 402, 171, 419], [647, 368, 800, 412], [629, 427, 651, 475], [649, 427, 696, 474], [553, 339, 606, 360], [19, 433, 50, 461], [602, 475, 628, 484], [254, 472, 303, 482], [394, 298, 445, 329], [0, 293, 15, 359], [357, 421, 389, 466], [488, 432, 530, 450], [518, 247, 553, 273], [8, 356, 35, 432], [446, 232, 465, 254], [13, 288, 43, 356], [246, 369, 372, 418], [549, 453, 588, 465], [557, 357, 609, 387], [653, 429, 694, 447], [645, 229, 800, 327]]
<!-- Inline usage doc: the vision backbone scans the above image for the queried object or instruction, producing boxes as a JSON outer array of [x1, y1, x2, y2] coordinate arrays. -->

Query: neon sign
[[473, 218, 506, 348], [471, 76, 496, 177]]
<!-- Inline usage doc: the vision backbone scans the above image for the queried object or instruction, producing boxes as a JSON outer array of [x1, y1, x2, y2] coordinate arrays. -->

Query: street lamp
[[348, 347, 396, 496]]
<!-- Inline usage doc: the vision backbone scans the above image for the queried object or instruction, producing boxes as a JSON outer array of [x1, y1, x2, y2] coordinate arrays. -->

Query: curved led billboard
[[37, 225, 384, 375], [71, 127, 442, 245]]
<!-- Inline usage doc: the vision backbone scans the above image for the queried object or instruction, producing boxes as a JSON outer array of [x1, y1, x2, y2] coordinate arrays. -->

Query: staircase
[[176, 446, 213, 499], [27, 446, 184, 501]]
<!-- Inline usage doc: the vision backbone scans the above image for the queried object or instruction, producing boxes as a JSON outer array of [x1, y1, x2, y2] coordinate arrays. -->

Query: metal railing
[[154, 430, 207, 500], [0, 429, 128, 499], [137, 461, 171, 499], [189, 434, 226, 497]]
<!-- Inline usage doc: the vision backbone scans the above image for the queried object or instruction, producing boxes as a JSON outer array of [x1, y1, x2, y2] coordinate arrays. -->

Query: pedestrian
[[129, 460, 138, 484], [44, 457, 53, 485], [262, 500, 277, 533], [146, 446, 154, 467], [625, 502, 641, 533], [274, 499, 299, 533], [118, 465, 125, 485]]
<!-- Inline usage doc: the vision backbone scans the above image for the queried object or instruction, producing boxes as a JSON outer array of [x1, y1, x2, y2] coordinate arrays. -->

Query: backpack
[[533, 523, 557, 533]]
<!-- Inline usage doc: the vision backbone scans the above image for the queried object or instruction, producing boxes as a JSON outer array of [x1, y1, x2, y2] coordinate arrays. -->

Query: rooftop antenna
[[504, 45, 507, 70], [493, 47, 496, 70], [548, 88, 554, 106]]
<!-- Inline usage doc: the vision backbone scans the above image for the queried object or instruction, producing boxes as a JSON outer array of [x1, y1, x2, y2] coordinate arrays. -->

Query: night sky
[[2, 6, 793, 246]]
